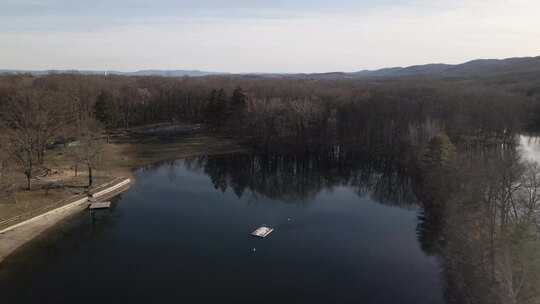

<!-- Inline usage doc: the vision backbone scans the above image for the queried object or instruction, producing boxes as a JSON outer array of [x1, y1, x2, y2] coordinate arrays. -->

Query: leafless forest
[[0, 72, 538, 189], [1, 72, 540, 303]]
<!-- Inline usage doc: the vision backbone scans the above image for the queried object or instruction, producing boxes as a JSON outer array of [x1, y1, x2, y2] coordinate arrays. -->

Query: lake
[[0, 153, 446, 303], [5, 136, 540, 304]]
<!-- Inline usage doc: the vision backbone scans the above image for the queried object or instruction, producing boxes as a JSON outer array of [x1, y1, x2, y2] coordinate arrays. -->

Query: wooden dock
[[89, 202, 111, 210]]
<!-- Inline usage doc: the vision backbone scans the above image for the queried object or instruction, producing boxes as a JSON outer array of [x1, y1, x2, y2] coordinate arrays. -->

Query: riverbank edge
[[0, 128, 247, 265], [0, 177, 132, 265]]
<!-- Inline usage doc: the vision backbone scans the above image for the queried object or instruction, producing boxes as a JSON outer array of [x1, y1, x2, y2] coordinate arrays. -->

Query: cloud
[[0, 0, 539, 72]]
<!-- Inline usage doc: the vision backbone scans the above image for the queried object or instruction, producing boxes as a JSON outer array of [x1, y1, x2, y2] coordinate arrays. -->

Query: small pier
[[89, 202, 111, 210]]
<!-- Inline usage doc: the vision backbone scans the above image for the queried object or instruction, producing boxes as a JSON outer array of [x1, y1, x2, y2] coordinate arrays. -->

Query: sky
[[1, 0, 539, 73]]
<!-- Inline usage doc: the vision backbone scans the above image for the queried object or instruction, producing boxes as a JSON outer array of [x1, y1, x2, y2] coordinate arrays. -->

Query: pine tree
[[95, 90, 110, 125], [227, 87, 248, 132], [204, 89, 228, 131], [230, 87, 247, 111], [422, 133, 456, 168]]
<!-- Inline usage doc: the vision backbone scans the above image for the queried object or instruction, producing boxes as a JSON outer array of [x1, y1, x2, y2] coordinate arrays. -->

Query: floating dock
[[251, 226, 274, 238], [89, 202, 111, 210]]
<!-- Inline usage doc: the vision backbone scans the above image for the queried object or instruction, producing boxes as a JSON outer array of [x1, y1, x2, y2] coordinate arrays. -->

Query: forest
[[0, 72, 538, 192], [1, 71, 540, 303]]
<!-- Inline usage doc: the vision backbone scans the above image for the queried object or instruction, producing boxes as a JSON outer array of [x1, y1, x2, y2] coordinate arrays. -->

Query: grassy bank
[[0, 124, 245, 225]]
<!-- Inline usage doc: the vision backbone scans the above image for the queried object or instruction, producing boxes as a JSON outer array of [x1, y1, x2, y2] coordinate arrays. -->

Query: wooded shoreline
[[0, 128, 244, 264]]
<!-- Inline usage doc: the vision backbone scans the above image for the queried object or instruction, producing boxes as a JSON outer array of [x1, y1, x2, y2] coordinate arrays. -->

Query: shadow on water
[[0, 195, 123, 280]]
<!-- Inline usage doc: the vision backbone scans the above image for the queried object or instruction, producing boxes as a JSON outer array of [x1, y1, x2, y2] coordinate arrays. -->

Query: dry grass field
[[0, 124, 245, 224]]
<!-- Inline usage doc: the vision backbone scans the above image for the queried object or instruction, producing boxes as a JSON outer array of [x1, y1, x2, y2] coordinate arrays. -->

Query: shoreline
[[0, 128, 245, 265], [0, 177, 132, 265]]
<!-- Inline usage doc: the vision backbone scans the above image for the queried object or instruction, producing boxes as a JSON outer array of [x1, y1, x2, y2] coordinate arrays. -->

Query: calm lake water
[[0, 153, 446, 303]]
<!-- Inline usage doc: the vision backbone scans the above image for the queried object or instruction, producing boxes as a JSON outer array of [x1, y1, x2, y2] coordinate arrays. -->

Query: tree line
[[0, 73, 536, 191], [1, 72, 540, 302]]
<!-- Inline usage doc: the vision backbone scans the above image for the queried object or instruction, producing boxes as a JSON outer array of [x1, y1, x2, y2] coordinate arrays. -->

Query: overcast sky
[[1, 0, 539, 73]]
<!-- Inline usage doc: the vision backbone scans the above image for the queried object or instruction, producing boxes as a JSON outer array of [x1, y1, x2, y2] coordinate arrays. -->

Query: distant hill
[[0, 69, 224, 77], [257, 56, 540, 80], [122, 70, 224, 77], [2, 55, 540, 79], [235, 56, 540, 80], [351, 56, 540, 79], [352, 64, 451, 78]]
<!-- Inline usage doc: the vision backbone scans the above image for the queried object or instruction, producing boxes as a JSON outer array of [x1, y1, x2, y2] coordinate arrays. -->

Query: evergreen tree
[[95, 90, 110, 125], [204, 89, 228, 131], [227, 87, 248, 132], [422, 133, 456, 169], [94, 90, 120, 129], [230, 87, 247, 112]]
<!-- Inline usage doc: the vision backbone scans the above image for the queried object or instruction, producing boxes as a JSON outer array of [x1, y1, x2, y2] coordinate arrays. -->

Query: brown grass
[[0, 128, 245, 223]]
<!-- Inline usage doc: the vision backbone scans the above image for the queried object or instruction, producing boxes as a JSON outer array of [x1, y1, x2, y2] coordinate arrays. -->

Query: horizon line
[[1, 54, 539, 75]]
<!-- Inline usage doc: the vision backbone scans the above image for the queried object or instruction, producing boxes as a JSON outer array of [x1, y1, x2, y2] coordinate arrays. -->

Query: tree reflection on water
[[177, 140, 540, 304]]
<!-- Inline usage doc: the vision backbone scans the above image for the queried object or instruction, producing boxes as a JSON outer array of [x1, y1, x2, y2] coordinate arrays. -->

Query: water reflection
[[0, 153, 443, 304], [180, 153, 418, 208], [164, 142, 540, 304], [2, 138, 540, 303], [418, 139, 540, 304]]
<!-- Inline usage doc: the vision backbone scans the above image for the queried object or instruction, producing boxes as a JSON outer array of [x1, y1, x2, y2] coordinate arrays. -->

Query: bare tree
[[71, 122, 104, 188], [516, 162, 540, 221], [36, 92, 70, 164], [0, 90, 70, 190], [0, 132, 11, 190], [1, 93, 39, 190]]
